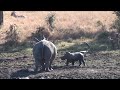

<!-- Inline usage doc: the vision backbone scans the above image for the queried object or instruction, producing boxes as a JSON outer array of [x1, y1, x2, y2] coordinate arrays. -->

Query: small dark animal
[[61, 52, 85, 66], [33, 37, 57, 72]]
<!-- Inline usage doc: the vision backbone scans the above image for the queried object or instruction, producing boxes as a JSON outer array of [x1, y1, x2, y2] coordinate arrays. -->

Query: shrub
[[111, 18, 120, 33], [95, 21, 110, 43], [4, 24, 20, 48], [31, 26, 51, 41], [96, 31, 109, 43], [45, 12, 56, 32], [111, 11, 120, 33]]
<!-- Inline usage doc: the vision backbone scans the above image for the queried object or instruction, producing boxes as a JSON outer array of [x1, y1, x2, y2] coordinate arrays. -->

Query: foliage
[[30, 26, 51, 41], [112, 11, 120, 33], [95, 21, 109, 43], [114, 11, 120, 18], [96, 31, 109, 43], [45, 12, 56, 32], [4, 24, 20, 49]]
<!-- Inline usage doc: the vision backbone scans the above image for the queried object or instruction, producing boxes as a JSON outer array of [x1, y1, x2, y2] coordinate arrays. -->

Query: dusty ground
[[0, 50, 120, 79]]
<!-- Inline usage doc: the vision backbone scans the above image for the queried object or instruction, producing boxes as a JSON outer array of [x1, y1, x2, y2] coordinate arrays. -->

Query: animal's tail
[[41, 41, 44, 61]]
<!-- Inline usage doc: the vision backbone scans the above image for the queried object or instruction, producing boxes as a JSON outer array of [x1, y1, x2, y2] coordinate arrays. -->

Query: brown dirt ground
[[0, 50, 120, 79]]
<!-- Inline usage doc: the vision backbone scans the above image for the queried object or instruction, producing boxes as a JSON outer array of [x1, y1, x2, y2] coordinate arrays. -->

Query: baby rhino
[[61, 52, 85, 66]]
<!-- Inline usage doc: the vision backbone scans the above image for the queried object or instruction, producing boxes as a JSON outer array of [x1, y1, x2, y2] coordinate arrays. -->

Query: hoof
[[45, 69, 51, 72], [50, 68, 53, 71]]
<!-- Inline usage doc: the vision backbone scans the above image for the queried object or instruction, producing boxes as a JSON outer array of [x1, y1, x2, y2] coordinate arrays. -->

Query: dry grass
[[0, 11, 117, 43]]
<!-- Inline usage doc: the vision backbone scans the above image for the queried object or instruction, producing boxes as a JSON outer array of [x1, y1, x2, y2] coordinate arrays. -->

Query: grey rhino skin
[[33, 38, 57, 72], [61, 52, 85, 66]]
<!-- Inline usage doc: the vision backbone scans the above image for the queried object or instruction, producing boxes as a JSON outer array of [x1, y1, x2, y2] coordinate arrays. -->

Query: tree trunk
[[0, 11, 3, 26]]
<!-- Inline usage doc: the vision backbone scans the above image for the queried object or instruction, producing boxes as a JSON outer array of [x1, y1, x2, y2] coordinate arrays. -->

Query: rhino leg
[[34, 57, 40, 72], [82, 59, 85, 66], [40, 59, 45, 71], [79, 57, 85, 66], [49, 60, 53, 71], [72, 61, 75, 66], [49, 55, 55, 71], [34, 57, 45, 72], [66, 60, 69, 66], [45, 59, 51, 72], [81, 56, 85, 66], [78, 60, 82, 66]]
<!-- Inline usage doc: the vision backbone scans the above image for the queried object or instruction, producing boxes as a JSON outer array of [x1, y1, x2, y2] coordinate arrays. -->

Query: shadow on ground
[[10, 65, 81, 79], [53, 65, 81, 70], [10, 69, 36, 79]]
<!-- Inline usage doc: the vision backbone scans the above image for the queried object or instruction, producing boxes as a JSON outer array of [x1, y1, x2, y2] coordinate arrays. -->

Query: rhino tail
[[41, 41, 44, 60]]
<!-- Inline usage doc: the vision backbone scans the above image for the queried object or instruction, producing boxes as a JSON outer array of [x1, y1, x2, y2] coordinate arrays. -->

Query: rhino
[[33, 38, 57, 72], [61, 52, 85, 66]]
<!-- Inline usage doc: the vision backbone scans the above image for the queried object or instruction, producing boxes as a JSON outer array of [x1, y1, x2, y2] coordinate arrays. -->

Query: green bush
[[96, 31, 109, 43]]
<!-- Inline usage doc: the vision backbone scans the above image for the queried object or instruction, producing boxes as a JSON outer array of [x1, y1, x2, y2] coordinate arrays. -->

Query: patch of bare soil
[[0, 51, 120, 79]]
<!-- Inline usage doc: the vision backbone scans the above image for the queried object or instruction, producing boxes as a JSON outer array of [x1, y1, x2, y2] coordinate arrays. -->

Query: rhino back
[[42, 40, 57, 60], [68, 52, 83, 60], [33, 39, 57, 60], [33, 41, 44, 59]]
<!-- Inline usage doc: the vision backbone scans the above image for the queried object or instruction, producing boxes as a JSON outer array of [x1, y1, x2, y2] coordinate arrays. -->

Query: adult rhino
[[33, 37, 57, 72]]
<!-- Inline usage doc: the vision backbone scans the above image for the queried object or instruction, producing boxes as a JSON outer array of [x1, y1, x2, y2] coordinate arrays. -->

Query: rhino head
[[61, 52, 70, 60]]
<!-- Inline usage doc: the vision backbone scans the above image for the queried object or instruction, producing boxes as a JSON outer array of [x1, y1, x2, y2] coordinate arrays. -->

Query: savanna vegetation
[[0, 11, 120, 79]]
